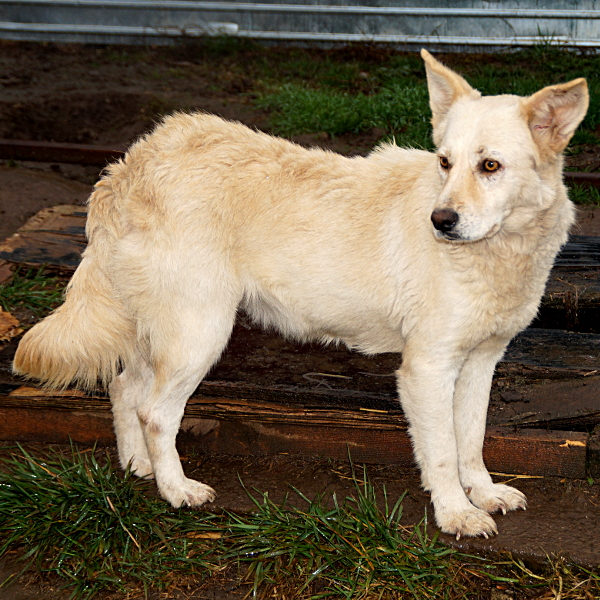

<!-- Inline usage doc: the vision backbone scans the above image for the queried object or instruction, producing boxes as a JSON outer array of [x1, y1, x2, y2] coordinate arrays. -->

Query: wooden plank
[[482, 428, 588, 479], [2, 323, 600, 434], [589, 426, 600, 478], [0, 407, 115, 444], [490, 377, 600, 430], [2, 319, 600, 436], [0, 259, 11, 284], [540, 235, 600, 332], [502, 329, 600, 373], [194, 419, 416, 467], [0, 386, 589, 478], [0, 205, 86, 268], [553, 235, 600, 268], [565, 172, 600, 189], [0, 139, 594, 186]]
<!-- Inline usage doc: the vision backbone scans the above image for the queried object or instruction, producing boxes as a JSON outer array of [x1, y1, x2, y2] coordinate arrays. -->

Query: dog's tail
[[13, 177, 136, 390]]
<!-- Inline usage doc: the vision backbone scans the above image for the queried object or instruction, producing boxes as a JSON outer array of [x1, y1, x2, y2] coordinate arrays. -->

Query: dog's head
[[421, 49, 588, 243]]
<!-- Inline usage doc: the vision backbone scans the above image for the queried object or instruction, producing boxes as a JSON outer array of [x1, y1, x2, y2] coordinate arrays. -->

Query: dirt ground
[[0, 41, 599, 598]]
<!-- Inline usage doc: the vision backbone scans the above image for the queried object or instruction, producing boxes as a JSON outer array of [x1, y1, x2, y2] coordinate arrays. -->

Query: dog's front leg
[[453, 337, 527, 516], [397, 348, 498, 539]]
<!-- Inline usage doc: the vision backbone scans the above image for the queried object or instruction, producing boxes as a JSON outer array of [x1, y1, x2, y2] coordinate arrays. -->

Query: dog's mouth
[[433, 222, 502, 243], [431, 208, 503, 243], [434, 229, 463, 242]]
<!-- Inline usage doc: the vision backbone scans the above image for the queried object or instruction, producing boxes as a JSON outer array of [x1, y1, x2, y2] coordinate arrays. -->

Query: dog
[[13, 50, 588, 538]]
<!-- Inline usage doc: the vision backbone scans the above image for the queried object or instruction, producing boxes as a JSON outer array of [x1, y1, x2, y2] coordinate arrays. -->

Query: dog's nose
[[431, 208, 459, 232]]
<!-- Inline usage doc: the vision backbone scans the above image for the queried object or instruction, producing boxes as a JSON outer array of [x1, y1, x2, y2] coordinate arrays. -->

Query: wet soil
[[0, 40, 599, 598]]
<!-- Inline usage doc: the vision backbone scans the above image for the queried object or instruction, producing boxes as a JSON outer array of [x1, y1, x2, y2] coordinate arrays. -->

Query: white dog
[[13, 50, 588, 538]]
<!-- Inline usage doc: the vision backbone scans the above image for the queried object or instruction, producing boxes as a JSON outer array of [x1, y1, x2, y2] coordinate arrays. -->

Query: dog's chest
[[450, 247, 552, 336]]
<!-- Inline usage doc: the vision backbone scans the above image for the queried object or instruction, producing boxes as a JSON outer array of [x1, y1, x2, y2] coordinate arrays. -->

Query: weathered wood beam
[[0, 386, 590, 478]]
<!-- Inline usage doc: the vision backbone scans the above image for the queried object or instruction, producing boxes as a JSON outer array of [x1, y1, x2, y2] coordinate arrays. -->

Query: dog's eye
[[439, 156, 450, 169], [482, 159, 500, 173]]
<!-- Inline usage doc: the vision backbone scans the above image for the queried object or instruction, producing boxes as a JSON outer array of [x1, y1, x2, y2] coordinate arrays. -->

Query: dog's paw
[[466, 483, 527, 515], [127, 457, 154, 479], [160, 477, 217, 508], [437, 506, 498, 540]]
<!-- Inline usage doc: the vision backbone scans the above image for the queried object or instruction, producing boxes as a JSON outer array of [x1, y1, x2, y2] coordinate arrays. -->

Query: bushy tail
[[13, 252, 136, 390], [12, 167, 139, 393]]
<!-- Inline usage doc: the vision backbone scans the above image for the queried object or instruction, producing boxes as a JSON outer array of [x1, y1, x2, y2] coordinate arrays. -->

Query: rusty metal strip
[[0, 139, 125, 166], [0, 139, 599, 186], [564, 172, 600, 189]]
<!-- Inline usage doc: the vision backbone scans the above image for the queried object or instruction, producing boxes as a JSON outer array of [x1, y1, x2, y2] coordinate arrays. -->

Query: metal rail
[[0, 0, 598, 49], [1, 22, 597, 48], [4, 0, 600, 20]]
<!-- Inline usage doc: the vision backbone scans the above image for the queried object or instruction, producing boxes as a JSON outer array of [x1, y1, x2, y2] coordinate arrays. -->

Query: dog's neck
[[442, 169, 574, 317]]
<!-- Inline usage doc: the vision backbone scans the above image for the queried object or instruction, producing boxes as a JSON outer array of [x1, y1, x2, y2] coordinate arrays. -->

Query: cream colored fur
[[13, 50, 588, 538]]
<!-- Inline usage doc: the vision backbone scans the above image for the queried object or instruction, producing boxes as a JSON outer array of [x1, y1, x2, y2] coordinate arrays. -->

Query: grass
[[213, 40, 600, 158], [0, 266, 66, 317], [257, 82, 431, 148], [0, 446, 221, 599], [254, 52, 433, 147], [0, 445, 598, 599], [224, 478, 462, 599], [566, 182, 600, 207]]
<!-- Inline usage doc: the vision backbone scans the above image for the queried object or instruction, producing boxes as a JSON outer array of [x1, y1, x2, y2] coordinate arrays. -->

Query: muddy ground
[[0, 40, 599, 599]]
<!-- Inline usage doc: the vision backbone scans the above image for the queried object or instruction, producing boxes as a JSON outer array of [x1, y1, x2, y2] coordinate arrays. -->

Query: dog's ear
[[421, 49, 480, 136], [523, 78, 589, 158]]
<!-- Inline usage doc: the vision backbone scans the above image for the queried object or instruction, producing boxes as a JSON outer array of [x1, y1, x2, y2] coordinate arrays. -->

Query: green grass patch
[[224, 476, 464, 599], [257, 82, 430, 147], [255, 51, 431, 145], [0, 446, 221, 599], [246, 42, 600, 153], [567, 183, 600, 207], [0, 445, 598, 599], [0, 266, 66, 317]]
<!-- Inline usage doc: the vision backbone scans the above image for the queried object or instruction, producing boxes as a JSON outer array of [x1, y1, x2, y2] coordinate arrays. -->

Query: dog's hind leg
[[109, 354, 155, 478], [453, 338, 527, 516], [135, 302, 237, 508]]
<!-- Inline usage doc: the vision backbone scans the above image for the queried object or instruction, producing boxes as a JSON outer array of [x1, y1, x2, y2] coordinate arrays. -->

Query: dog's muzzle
[[431, 208, 460, 239]]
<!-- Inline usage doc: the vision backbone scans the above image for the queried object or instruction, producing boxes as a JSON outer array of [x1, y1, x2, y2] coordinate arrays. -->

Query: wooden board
[[0, 385, 588, 478], [538, 235, 600, 332], [0, 205, 86, 269], [0, 139, 124, 165], [489, 377, 600, 430], [5, 318, 598, 425]]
